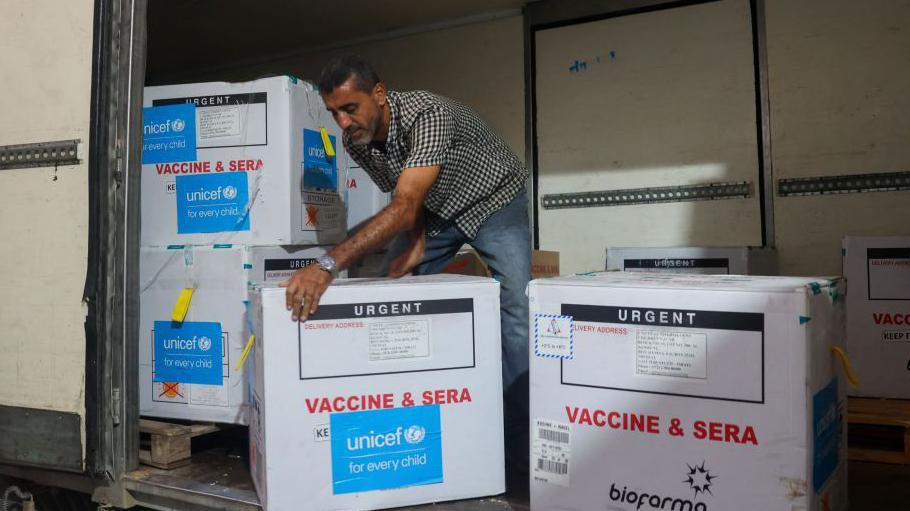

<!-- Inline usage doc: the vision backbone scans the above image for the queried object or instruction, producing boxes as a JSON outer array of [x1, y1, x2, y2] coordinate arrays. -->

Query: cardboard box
[[528, 272, 847, 511], [444, 249, 560, 279], [142, 76, 346, 247], [843, 236, 910, 398], [139, 245, 249, 424], [249, 275, 505, 510], [345, 164, 390, 234], [606, 247, 777, 275]]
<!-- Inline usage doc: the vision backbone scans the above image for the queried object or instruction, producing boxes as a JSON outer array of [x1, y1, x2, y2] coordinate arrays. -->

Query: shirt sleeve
[[403, 107, 455, 169]]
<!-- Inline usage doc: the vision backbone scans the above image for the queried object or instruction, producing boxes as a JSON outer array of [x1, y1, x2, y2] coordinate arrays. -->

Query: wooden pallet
[[139, 419, 220, 469], [848, 397, 910, 464]]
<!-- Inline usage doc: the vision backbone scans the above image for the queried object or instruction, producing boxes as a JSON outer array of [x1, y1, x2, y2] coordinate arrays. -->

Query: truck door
[[0, 0, 144, 493]]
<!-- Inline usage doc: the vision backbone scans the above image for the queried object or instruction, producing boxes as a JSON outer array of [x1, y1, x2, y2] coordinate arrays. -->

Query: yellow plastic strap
[[831, 346, 860, 387], [320, 127, 336, 157], [235, 334, 256, 372], [171, 287, 195, 323]]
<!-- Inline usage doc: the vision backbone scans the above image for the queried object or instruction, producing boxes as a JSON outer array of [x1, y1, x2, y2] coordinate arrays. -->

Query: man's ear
[[373, 82, 387, 107]]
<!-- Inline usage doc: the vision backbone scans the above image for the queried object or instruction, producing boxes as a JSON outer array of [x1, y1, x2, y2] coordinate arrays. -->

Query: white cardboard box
[[245, 245, 334, 286], [843, 236, 910, 398], [528, 272, 847, 511], [249, 275, 505, 511], [139, 245, 250, 424], [142, 76, 346, 246], [606, 247, 778, 275], [345, 164, 390, 234]]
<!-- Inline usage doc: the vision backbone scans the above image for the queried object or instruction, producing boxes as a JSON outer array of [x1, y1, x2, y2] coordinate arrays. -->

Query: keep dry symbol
[[159, 382, 184, 399], [306, 206, 319, 226]]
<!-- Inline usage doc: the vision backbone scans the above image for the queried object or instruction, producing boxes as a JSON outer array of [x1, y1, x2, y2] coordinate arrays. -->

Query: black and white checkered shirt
[[345, 90, 527, 238]]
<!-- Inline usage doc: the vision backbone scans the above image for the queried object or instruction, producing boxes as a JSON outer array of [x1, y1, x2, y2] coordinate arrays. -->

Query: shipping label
[[153, 93, 268, 148], [298, 299, 475, 379], [302, 190, 343, 232], [262, 257, 318, 282], [534, 314, 574, 359], [867, 248, 910, 300], [330, 405, 443, 494], [560, 305, 764, 403], [532, 418, 571, 487], [623, 258, 730, 275]]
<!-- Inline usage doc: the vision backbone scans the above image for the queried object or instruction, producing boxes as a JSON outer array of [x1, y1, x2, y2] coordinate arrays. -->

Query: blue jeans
[[392, 190, 531, 468]]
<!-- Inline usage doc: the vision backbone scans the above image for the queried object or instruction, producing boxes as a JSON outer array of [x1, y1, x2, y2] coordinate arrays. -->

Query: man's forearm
[[328, 196, 422, 271]]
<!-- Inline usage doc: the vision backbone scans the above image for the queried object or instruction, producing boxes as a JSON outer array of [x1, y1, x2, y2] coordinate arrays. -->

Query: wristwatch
[[316, 254, 339, 278]]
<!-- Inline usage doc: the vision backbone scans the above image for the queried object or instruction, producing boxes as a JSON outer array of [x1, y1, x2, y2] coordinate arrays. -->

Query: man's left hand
[[281, 265, 333, 321]]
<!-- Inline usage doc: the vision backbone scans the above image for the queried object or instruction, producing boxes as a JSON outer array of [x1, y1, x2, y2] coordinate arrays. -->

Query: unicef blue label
[[330, 405, 443, 495], [153, 321, 223, 385], [813, 377, 840, 493], [142, 104, 197, 164], [175, 172, 250, 234], [302, 128, 337, 190]]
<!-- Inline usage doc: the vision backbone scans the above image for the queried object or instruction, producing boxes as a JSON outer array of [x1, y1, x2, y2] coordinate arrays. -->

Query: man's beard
[[346, 126, 373, 146]]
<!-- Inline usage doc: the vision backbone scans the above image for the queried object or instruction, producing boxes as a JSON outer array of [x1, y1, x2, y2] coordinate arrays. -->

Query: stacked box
[[142, 76, 347, 246], [529, 272, 847, 511], [606, 247, 777, 275], [139, 76, 354, 424], [249, 275, 505, 510], [843, 235, 910, 398], [345, 164, 390, 234], [139, 245, 249, 424]]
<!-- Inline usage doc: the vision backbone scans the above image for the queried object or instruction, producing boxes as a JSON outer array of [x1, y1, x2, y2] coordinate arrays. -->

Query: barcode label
[[539, 428, 570, 444], [532, 418, 571, 487], [537, 458, 568, 475]]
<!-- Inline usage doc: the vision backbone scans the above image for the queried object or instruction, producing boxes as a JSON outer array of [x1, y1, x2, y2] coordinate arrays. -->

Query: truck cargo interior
[[2, 0, 910, 510]]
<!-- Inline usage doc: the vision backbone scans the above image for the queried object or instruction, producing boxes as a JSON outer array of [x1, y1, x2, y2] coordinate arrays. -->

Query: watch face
[[317, 255, 336, 272]]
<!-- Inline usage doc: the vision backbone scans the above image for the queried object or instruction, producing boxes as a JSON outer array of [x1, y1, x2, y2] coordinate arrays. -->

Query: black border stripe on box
[[866, 247, 910, 301]]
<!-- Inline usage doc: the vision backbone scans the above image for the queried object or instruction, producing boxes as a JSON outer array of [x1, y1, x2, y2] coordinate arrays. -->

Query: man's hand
[[388, 232, 426, 278], [281, 265, 333, 321]]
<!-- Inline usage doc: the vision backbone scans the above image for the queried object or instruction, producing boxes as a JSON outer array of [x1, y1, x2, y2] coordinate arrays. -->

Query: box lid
[[531, 271, 838, 293]]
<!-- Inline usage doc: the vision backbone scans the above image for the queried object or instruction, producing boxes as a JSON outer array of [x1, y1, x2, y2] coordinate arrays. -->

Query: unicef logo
[[170, 118, 186, 132], [222, 185, 237, 200], [198, 336, 212, 351], [404, 425, 426, 445]]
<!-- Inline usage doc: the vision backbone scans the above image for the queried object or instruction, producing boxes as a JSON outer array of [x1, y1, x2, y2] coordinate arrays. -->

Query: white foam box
[[139, 245, 250, 424], [142, 76, 347, 247], [528, 272, 848, 511], [606, 247, 778, 275], [249, 275, 505, 511], [345, 164, 390, 234], [843, 236, 910, 398]]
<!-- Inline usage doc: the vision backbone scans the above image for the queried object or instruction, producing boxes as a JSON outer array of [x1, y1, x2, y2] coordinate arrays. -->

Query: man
[[283, 55, 530, 468]]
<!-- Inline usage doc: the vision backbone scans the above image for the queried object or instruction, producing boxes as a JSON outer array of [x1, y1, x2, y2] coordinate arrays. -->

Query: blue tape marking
[[813, 377, 841, 493]]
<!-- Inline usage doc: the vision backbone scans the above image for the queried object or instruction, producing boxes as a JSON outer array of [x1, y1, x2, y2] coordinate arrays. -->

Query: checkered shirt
[[345, 90, 527, 238]]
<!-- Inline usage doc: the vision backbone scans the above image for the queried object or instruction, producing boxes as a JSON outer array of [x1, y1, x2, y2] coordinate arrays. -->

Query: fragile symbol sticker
[[534, 314, 574, 359]]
